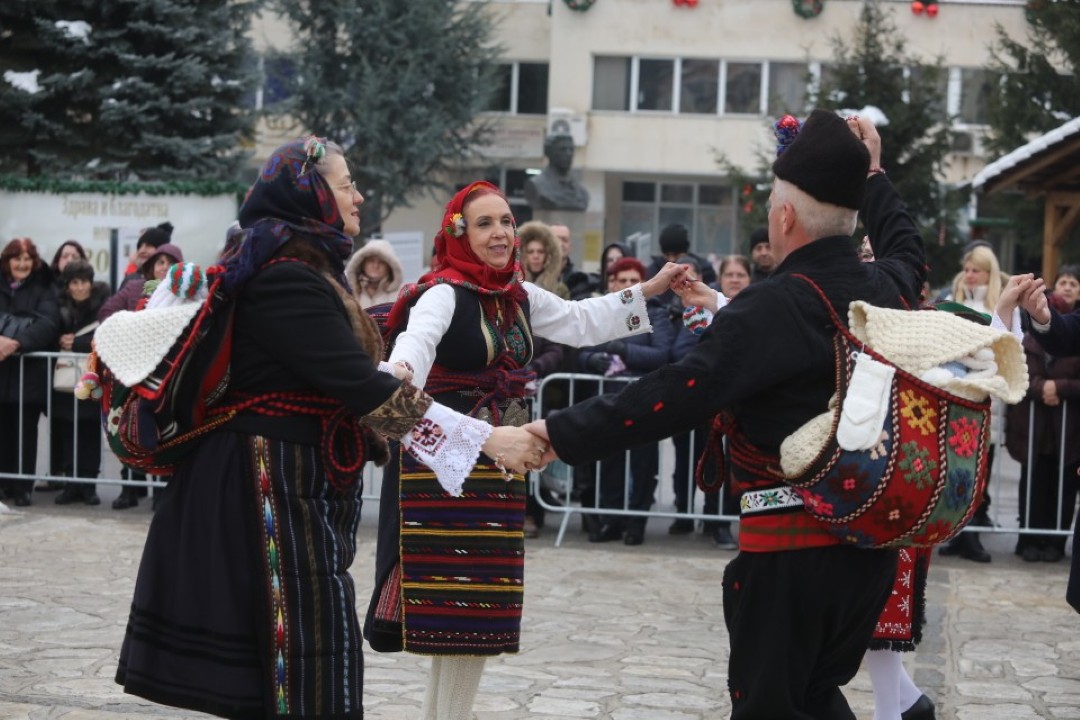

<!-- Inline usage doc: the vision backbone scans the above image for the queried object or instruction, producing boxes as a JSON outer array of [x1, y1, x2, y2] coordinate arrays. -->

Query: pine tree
[[0, 0, 259, 181], [266, 0, 501, 234], [811, 0, 958, 288], [985, 0, 1080, 157]]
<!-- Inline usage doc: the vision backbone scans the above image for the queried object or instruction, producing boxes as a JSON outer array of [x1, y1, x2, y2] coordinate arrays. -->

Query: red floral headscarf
[[386, 181, 526, 335]]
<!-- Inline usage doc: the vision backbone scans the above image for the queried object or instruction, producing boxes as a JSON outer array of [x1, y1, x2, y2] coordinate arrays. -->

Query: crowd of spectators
[[2, 223, 1076, 559]]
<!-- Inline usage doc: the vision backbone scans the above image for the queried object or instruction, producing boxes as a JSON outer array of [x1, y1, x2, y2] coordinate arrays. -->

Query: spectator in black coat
[[576, 257, 676, 545], [0, 237, 60, 506]]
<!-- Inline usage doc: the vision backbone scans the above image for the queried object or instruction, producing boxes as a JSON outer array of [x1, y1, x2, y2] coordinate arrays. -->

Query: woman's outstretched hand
[[481, 426, 549, 477], [641, 262, 688, 298]]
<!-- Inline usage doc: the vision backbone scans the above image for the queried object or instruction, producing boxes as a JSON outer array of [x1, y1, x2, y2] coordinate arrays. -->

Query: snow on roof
[[972, 115, 1080, 190]]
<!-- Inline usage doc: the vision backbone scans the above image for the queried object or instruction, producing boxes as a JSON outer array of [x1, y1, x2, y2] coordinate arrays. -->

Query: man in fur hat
[[527, 110, 926, 719]]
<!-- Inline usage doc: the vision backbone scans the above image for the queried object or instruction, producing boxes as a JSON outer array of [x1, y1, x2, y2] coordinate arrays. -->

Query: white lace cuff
[[377, 360, 395, 374], [401, 402, 493, 496]]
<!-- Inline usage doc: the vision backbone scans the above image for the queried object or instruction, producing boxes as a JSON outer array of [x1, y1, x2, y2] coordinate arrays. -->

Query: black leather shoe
[[1041, 546, 1065, 563], [937, 537, 962, 556], [901, 693, 936, 720], [55, 488, 82, 505], [13, 492, 32, 507], [1021, 545, 1042, 562], [668, 518, 694, 535], [112, 491, 139, 510], [623, 528, 644, 546], [959, 533, 991, 563], [588, 523, 623, 543], [83, 492, 101, 506]]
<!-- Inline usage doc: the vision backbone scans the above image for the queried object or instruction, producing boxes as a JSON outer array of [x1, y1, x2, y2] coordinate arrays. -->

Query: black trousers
[[0, 402, 41, 496], [1017, 455, 1080, 552], [722, 545, 897, 720]]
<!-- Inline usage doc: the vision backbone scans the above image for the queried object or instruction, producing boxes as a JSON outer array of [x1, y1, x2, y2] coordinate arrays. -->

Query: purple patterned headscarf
[[220, 136, 355, 294]]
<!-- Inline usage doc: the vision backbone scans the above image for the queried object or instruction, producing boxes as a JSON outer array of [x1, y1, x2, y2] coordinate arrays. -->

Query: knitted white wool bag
[[95, 263, 208, 388]]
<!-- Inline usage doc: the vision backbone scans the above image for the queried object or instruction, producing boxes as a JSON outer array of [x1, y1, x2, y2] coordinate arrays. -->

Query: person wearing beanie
[[748, 227, 774, 283], [528, 111, 927, 719], [650, 223, 717, 290], [123, 222, 174, 279]]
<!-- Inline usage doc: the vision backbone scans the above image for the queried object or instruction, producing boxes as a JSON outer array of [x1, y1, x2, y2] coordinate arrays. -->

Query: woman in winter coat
[[1007, 268, 1080, 563], [51, 260, 112, 506], [345, 238, 404, 309], [0, 237, 60, 506]]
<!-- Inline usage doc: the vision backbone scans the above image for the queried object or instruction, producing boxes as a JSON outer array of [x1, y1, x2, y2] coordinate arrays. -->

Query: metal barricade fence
[[530, 372, 738, 547], [528, 372, 1078, 547], [2, 352, 1076, 547]]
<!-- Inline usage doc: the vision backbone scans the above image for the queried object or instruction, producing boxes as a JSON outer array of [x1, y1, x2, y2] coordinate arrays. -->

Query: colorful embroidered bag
[[779, 276, 1013, 548]]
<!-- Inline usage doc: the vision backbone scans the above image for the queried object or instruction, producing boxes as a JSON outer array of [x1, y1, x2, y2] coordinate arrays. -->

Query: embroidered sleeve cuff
[[401, 402, 493, 497], [361, 382, 434, 440], [617, 285, 653, 335]]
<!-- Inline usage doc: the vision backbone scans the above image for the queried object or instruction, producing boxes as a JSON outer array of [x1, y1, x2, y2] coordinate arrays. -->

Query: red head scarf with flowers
[[386, 181, 526, 337]]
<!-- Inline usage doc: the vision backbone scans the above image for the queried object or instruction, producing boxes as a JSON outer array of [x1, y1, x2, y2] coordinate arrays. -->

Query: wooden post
[[1043, 191, 1080, 283]]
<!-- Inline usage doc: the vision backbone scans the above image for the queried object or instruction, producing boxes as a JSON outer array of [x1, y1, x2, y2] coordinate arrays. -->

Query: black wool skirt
[[116, 430, 366, 719]]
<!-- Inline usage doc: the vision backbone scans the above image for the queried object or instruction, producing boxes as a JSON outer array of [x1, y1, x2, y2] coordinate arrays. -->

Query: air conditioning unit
[[950, 128, 986, 157], [547, 109, 588, 146]]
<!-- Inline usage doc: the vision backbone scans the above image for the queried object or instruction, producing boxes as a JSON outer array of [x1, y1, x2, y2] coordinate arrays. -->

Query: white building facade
[[253, 0, 1031, 271]]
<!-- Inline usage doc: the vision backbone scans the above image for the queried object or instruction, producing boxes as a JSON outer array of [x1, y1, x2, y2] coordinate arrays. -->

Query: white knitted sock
[[420, 656, 487, 720], [865, 649, 911, 720]]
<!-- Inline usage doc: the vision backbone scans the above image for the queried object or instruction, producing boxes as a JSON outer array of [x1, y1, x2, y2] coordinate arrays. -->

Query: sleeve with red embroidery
[[370, 363, 493, 496]]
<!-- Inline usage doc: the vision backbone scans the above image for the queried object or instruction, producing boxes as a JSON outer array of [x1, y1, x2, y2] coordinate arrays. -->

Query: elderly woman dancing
[[111, 138, 538, 719]]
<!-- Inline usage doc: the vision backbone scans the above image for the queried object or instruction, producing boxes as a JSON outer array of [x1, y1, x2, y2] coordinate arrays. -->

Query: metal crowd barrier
[[2, 353, 1076, 550], [527, 372, 1077, 547]]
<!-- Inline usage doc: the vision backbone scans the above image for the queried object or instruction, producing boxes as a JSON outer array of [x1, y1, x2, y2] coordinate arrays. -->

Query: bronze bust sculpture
[[524, 133, 590, 211]]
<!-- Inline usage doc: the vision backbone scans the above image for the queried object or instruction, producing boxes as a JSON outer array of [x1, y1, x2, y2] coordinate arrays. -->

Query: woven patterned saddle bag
[[784, 330, 991, 548], [781, 277, 991, 548]]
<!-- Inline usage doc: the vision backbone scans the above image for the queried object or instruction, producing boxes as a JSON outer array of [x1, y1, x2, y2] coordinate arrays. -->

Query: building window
[[958, 68, 995, 125], [594, 56, 776, 117], [724, 62, 763, 115], [484, 167, 534, 224], [680, 59, 720, 114], [482, 62, 549, 115], [637, 59, 676, 111], [767, 62, 809, 116], [619, 180, 736, 257], [593, 56, 631, 111], [260, 55, 297, 109]]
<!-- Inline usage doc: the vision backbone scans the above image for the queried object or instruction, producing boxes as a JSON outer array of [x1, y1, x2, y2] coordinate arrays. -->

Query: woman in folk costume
[[112, 138, 538, 720], [364, 181, 683, 719]]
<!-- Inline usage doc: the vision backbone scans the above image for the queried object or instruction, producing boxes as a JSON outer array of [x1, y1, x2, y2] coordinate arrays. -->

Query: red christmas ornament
[[911, 1, 924, 14], [927, 3, 939, 17], [686, 0, 698, 6]]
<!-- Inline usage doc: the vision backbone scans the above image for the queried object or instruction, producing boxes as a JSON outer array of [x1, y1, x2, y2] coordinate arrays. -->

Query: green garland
[[563, 0, 596, 12], [792, 0, 824, 19], [0, 175, 247, 198]]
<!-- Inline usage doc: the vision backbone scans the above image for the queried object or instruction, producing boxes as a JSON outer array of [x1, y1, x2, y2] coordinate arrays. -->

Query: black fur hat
[[772, 109, 870, 210]]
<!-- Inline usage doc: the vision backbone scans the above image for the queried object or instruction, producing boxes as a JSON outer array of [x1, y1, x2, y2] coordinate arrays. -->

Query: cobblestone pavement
[[1, 479, 1078, 720]]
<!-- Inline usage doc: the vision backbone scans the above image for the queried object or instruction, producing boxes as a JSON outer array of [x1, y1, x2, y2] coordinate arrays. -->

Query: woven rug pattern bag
[[779, 275, 1027, 548]]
